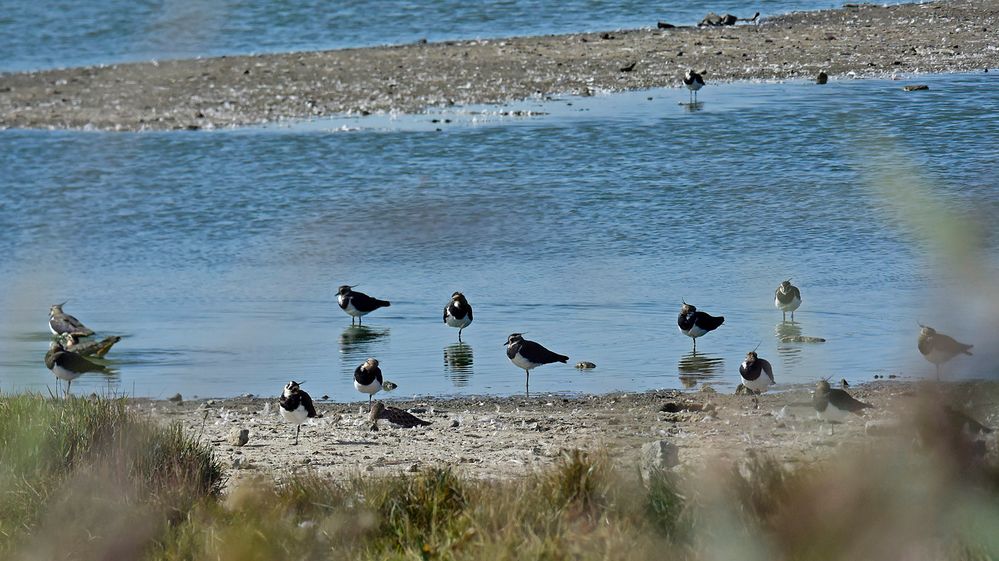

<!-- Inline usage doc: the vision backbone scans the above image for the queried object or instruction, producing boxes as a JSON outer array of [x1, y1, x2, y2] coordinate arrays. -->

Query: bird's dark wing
[[677, 312, 694, 331], [380, 406, 431, 427], [351, 291, 390, 312], [50, 314, 94, 336], [54, 351, 108, 373], [374, 366, 383, 385], [522, 340, 569, 364], [695, 312, 725, 331], [937, 333, 973, 355], [828, 389, 871, 413], [467, 306, 473, 321], [300, 391, 321, 418], [790, 286, 801, 300], [760, 359, 775, 383]]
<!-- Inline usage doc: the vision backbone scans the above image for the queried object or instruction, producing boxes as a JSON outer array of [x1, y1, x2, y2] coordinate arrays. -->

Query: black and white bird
[[44, 339, 108, 396], [336, 285, 390, 325], [49, 303, 95, 337], [677, 302, 724, 351], [369, 401, 432, 431], [505, 333, 568, 396], [354, 358, 384, 407], [278, 380, 321, 445], [774, 279, 802, 323], [918, 325, 973, 380], [683, 69, 705, 104], [812, 379, 872, 425], [739, 351, 775, 395], [443, 291, 473, 342], [58, 332, 121, 358]]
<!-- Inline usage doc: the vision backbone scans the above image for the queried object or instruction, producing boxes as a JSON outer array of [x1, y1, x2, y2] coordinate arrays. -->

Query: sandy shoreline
[[1, 0, 997, 131], [134, 380, 999, 491]]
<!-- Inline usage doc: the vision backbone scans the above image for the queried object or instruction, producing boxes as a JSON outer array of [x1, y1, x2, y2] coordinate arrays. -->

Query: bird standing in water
[[443, 292, 473, 342], [337, 285, 390, 325], [683, 69, 705, 104], [505, 333, 568, 396], [774, 279, 801, 322], [677, 302, 724, 351]]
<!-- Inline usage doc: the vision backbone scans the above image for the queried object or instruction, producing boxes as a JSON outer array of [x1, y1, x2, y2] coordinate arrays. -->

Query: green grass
[[3, 394, 999, 561]]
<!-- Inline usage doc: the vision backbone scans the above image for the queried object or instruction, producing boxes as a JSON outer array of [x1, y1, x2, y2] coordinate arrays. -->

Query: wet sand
[[135, 380, 999, 490], [1, 0, 997, 131]]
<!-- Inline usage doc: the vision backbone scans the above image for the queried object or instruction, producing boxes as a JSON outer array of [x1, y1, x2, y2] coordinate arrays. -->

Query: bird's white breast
[[280, 405, 309, 424], [511, 352, 540, 370], [354, 378, 382, 395], [681, 324, 708, 338], [51, 363, 83, 382], [816, 403, 851, 423], [775, 294, 801, 312], [446, 314, 471, 329]]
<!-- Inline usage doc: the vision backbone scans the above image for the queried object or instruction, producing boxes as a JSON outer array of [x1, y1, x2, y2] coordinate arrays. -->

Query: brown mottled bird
[[813, 379, 872, 425], [369, 401, 431, 431], [59, 332, 121, 358], [918, 325, 973, 380], [49, 303, 95, 337]]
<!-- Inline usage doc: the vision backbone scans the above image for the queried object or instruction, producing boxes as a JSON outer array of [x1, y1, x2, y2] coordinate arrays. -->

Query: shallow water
[[1, 72, 997, 399], [1, 0, 906, 72]]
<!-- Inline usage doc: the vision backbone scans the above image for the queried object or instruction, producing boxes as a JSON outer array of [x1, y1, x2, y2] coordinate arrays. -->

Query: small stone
[[167, 393, 183, 403], [232, 457, 242, 469], [640, 440, 680, 479], [450, 419, 460, 428], [228, 428, 250, 447]]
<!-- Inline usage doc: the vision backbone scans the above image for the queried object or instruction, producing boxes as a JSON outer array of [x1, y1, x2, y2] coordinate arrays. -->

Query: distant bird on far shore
[[813, 379, 872, 428], [816, 71, 829, 85], [49, 303, 94, 337], [44, 339, 108, 396], [369, 401, 432, 431], [774, 279, 802, 322], [677, 302, 724, 351], [354, 358, 384, 408], [505, 333, 568, 396], [337, 285, 390, 325], [279, 381, 321, 445], [683, 69, 705, 103], [739, 350, 774, 396], [444, 292, 473, 342], [918, 325, 973, 380]]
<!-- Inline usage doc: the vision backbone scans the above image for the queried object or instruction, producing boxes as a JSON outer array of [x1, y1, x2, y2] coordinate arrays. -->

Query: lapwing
[[505, 333, 568, 396], [44, 339, 108, 396], [918, 325, 973, 380], [915, 400, 993, 461], [739, 351, 775, 397], [369, 401, 432, 431], [683, 69, 705, 104], [49, 303, 95, 337], [812, 380, 872, 429], [337, 285, 390, 325], [774, 279, 801, 322], [58, 332, 121, 358], [278, 380, 321, 445], [354, 358, 384, 408], [677, 302, 724, 351], [443, 291, 473, 342]]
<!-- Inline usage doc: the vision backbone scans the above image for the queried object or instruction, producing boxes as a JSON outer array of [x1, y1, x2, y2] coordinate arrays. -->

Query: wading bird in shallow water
[[337, 285, 390, 325], [354, 358, 384, 408], [812, 379, 872, 431], [739, 350, 774, 405], [58, 332, 121, 358], [44, 339, 108, 396], [369, 401, 432, 431], [683, 69, 705, 104], [505, 333, 568, 396], [774, 279, 801, 322], [677, 302, 724, 351], [918, 325, 973, 380], [443, 291, 473, 342], [49, 302, 95, 337], [279, 381, 321, 445]]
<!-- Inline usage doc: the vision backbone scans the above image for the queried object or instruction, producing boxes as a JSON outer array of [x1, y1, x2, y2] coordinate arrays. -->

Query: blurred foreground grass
[[3, 394, 999, 560]]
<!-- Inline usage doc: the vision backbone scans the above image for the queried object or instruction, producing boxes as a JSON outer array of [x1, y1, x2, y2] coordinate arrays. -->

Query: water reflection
[[443, 342, 474, 387], [677, 350, 724, 388], [682, 101, 704, 113], [775, 322, 804, 366], [775, 321, 802, 340], [338, 325, 389, 363]]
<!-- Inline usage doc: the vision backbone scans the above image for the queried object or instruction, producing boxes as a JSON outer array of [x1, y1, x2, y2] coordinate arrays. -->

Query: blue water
[[1, 72, 997, 400], [1, 0, 893, 72]]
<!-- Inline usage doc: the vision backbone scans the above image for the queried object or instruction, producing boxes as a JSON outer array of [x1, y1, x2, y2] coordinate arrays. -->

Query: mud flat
[[134, 380, 999, 491], [1, 0, 997, 131]]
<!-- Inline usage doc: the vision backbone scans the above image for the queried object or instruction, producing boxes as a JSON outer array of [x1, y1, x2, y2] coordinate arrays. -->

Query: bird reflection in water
[[338, 325, 389, 363], [775, 321, 804, 366], [444, 342, 474, 387], [677, 350, 724, 387]]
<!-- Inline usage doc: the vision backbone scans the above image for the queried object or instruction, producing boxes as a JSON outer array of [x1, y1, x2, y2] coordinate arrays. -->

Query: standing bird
[[336, 285, 390, 325], [774, 279, 802, 323], [443, 291, 473, 342], [49, 303, 95, 337], [918, 325, 973, 380], [278, 380, 321, 445], [505, 333, 569, 396], [369, 401, 432, 431], [739, 351, 775, 396], [354, 358, 384, 408], [677, 302, 724, 351], [683, 69, 705, 104], [812, 379, 872, 427], [44, 340, 108, 396]]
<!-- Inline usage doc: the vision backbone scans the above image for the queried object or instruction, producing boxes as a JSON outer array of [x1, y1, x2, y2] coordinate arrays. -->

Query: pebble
[[228, 428, 250, 447]]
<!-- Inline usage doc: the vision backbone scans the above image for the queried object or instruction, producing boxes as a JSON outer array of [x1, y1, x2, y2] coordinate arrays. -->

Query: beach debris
[[778, 335, 826, 343], [640, 440, 680, 479], [903, 84, 930, 91], [698, 12, 759, 27], [657, 21, 676, 29], [816, 71, 829, 84], [619, 61, 636, 72], [228, 428, 250, 447], [575, 361, 597, 369]]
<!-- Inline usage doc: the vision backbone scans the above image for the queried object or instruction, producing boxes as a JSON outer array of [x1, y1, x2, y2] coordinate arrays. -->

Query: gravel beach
[[1, 0, 997, 131], [135, 380, 999, 491]]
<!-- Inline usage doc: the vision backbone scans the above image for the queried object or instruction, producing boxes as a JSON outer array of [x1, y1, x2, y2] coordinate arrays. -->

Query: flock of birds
[[44, 279, 979, 443]]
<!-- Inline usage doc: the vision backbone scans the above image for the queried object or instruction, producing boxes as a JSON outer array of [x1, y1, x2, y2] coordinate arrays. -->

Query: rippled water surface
[[1, 73, 997, 399], [1, 0, 910, 71]]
